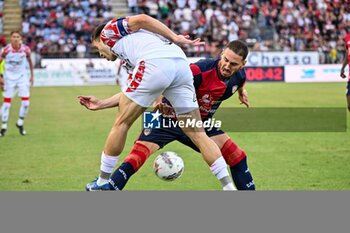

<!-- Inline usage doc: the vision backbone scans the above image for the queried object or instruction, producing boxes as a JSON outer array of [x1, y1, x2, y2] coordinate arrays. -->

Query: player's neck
[[11, 43, 21, 50]]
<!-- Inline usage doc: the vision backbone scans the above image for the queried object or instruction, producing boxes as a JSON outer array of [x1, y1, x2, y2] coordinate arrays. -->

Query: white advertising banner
[[246, 52, 319, 66], [34, 69, 84, 86], [36, 58, 205, 86], [35, 58, 120, 86], [285, 64, 349, 83], [41, 58, 117, 70]]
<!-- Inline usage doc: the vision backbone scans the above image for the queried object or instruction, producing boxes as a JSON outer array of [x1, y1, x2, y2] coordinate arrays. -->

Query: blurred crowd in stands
[[0, 0, 3, 35], [21, 0, 113, 60], [128, 0, 350, 64], [0, 0, 349, 65]]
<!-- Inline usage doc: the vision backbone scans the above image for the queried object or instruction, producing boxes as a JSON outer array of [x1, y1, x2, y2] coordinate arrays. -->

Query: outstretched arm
[[127, 14, 204, 46], [27, 55, 34, 86], [78, 93, 121, 111]]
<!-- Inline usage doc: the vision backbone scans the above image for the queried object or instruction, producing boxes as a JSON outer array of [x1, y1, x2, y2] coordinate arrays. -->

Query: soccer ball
[[153, 151, 184, 181]]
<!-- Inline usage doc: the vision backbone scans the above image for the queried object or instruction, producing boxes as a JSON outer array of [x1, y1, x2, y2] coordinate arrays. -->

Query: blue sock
[[108, 162, 135, 190], [230, 157, 255, 190]]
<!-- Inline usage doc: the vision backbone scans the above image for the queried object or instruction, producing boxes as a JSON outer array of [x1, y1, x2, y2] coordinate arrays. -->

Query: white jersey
[[100, 18, 187, 73], [0, 44, 31, 80], [100, 18, 197, 113], [112, 30, 187, 71]]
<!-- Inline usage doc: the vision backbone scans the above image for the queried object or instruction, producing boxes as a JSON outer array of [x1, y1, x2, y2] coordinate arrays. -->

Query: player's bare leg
[[103, 94, 146, 155], [86, 93, 146, 190], [177, 109, 236, 190], [347, 95, 350, 112]]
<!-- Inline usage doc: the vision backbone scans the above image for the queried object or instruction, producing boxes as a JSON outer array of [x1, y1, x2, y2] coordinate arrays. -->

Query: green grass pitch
[[0, 82, 349, 190]]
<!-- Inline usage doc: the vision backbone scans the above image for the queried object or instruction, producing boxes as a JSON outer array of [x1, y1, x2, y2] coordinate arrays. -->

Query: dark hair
[[10, 31, 22, 37], [91, 23, 107, 42], [224, 40, 249, 60]]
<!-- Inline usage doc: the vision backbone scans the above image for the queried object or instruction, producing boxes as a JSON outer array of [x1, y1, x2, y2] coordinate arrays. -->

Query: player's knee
[[113, 120, 132, 131]]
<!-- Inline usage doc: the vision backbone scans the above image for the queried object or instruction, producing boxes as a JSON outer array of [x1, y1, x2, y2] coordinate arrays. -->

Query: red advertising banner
[[245, 66, 284, 82]]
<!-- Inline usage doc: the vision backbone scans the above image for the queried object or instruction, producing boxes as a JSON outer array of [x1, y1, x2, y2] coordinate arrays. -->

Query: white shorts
[[123, 58, 198, 114], [3, 73, 30, 98]]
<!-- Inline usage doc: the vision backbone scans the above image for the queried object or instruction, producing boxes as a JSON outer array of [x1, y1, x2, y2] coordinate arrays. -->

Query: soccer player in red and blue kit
[[80, 40, 255, 190], [340, 31, 350, 112]]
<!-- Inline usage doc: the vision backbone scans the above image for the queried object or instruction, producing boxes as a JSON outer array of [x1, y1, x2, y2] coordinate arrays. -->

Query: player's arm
[[27, 56, 34, 86], [78, 93, 122, 111], [25, 48, 34, 86], [0, 49, 4, 64], [152, 95, 163, 108], [340, 46, 348, 79], [238, 87, 249, 108], [153, 95, 175, 116], [127, 14, 204, 46]]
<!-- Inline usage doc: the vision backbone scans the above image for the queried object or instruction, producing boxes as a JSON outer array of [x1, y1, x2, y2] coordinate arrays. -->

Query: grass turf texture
[[0, 83, 349, 190]]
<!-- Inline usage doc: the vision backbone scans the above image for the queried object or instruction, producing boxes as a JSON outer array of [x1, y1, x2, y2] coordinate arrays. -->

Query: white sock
[[223, 183, 237, 191], [1, 102, 11, 124], [97, 152, 119, 185], [19, 100, 30, 121], [17, 118, 24, 126], [210, 156, 236, 190]]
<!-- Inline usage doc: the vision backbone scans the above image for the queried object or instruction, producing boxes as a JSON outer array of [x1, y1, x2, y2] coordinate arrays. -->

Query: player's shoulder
[[232, 68, 247, 81], [101, 17, 131, 47], [0, 44, 11, 55], [2, 44, 11, 51], [21, 44, 31, 50], [192, 58, 218, 72]]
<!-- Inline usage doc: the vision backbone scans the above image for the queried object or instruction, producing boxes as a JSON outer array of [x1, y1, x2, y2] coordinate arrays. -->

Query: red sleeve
[[190, 63, 201, 76], [100, 17, 131, 48], [345, 34, 350, 50]]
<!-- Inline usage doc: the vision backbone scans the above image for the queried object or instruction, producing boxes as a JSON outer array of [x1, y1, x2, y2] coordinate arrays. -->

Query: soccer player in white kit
[[81, 14, 236, 190], [0, 31, 34, 137]]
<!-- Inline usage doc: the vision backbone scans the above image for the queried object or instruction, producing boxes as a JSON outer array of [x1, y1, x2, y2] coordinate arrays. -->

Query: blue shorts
[[138, 118, 224, 152], [347, 82, 350, 96]]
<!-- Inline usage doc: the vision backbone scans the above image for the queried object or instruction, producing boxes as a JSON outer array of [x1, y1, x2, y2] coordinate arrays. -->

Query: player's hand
[[154, 103, 175, 116], [173, 35, 205, 46], [30, 76, 34, 87], [239, 89, 250, 108], [78, 95, 102, 111], [340, 69, 347, 79]]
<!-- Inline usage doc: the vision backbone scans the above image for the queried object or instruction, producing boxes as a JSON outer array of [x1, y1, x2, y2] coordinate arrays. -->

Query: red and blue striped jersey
[[163, 58, 246, 120], [191, 58, 246, 119]]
